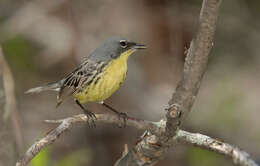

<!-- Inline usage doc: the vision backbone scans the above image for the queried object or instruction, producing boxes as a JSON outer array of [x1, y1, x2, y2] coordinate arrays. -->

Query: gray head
[[88, 37, 146, 62]]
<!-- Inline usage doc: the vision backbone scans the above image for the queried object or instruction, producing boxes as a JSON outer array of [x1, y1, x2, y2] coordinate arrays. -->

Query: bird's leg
[[102, 102, 128, 128], [75, 100, 97, 128]]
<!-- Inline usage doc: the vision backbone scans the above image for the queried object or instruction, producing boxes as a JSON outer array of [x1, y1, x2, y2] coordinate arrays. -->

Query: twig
[[176, 130, 258, 166], [15, 114, 160, 166], [15, 114, 258, 166], [165, 0, 222, 138]]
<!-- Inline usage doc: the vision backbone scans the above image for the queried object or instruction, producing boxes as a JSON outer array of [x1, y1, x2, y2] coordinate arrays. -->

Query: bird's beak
[[133, 43, 147, 49]]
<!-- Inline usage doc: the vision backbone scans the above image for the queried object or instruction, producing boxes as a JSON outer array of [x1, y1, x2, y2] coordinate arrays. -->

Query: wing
[[56, 59, 106, 106]]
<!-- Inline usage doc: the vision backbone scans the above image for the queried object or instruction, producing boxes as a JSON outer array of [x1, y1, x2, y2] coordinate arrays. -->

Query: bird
[[26, 37, 146, 127]]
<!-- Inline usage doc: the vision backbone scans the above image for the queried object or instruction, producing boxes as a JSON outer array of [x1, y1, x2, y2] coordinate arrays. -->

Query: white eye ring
[[119, 40, 127, 48]]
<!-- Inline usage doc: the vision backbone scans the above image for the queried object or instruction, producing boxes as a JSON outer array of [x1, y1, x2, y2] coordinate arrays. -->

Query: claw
[[75, 99, 97, 128], [84, 110, 97, 128], [117, 112, 128, 128], [101, 102, 128, 128]]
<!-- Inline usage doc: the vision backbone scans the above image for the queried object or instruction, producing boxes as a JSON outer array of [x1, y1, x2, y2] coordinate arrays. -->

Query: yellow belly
[[73, 50, 133, 103]]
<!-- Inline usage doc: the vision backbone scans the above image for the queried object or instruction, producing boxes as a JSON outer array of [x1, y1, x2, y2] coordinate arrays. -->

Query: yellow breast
[[74, 49, 135, 103]]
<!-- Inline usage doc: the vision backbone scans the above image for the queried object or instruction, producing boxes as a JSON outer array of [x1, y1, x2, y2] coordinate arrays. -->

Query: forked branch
[[115, 0, 223, 165], [15, 114, 160, 166], [15, 114, 258, 166]]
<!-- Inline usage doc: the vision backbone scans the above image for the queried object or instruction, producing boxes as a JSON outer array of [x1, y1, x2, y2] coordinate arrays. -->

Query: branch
[[15, 114, 258, 166], [165, 0, 222, 137], [15, 114, 161, 166], [114, 0, 223, 165], [176, 130, 258, 166]]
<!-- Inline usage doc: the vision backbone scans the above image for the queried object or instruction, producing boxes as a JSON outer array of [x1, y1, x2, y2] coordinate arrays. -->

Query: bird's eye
[[120, 40, 127, 48]]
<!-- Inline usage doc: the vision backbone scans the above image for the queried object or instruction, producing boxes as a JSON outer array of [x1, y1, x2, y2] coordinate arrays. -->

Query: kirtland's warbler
[[26, 37, 146, 126]]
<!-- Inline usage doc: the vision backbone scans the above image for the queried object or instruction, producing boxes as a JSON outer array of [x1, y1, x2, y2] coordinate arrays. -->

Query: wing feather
[[56, 60, 106, 106]]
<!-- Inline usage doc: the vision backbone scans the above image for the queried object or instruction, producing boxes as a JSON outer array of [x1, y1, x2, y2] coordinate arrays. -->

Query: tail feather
[[25, 81, 63, 94]]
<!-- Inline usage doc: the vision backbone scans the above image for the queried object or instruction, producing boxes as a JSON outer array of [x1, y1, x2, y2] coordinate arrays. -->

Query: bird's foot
[[116, 112, 128, 128], [83, 110, 97, 128]]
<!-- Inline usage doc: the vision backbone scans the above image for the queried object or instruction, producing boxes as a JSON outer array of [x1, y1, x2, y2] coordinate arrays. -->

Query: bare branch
[[176, 130, 258, 166], [165, 0, 222, 137], [114, 0, 223, 165], [15, 114, 160, 166], [16, 113, 258, 166]]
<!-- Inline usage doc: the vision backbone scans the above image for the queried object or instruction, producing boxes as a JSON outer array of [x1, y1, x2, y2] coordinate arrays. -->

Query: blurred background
[[0, 0, 260, 165]]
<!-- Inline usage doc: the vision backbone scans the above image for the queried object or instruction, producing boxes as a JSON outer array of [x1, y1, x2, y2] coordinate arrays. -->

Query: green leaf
[[53, 150, 91, 166], [187, 147, 231, 166], [31, 147, 51, 166]]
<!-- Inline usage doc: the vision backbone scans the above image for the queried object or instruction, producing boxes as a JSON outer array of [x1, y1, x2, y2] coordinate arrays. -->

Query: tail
[[25, 80, 64, 94]]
